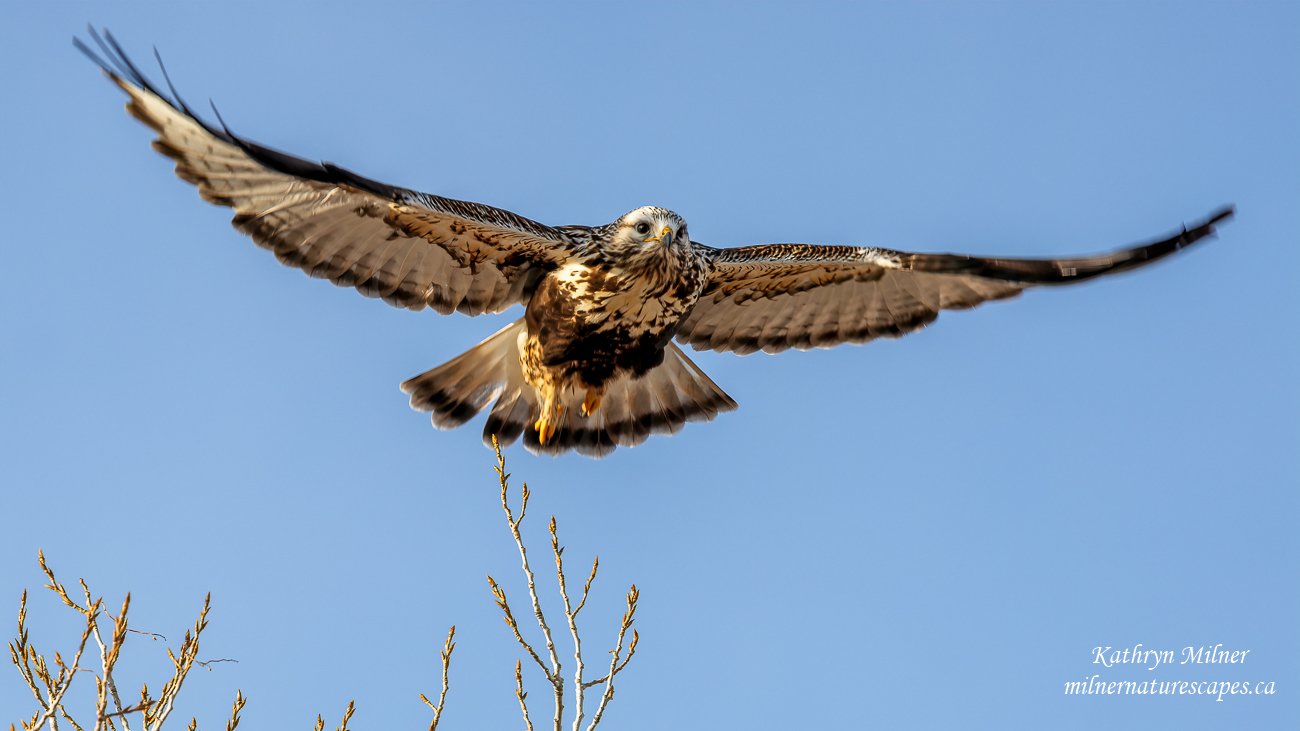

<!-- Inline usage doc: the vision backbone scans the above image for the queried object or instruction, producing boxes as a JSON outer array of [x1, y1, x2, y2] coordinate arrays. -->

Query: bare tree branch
[[586, 586, 639, 731], [489, 437, 640, 731], [77, 580, 130, 731], [29, 598, 98, 731], [14, 447, 643, 731], [94, 593, 132, 731], [492, 436, 565, 731], [551, 518, 588, 731]]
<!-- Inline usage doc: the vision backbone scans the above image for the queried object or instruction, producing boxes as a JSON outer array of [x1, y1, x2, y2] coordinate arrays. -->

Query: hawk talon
[[581, 390, 602, 418], [534, 404, 564, 445], [534, 415, 555, 445]]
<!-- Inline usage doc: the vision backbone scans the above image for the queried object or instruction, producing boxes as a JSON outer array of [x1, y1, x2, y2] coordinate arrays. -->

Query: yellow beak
[[651, 226, 675, 248]]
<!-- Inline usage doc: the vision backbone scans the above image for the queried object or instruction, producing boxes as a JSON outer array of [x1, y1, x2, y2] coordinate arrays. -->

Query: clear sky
[[3, 2, 1297, 729]]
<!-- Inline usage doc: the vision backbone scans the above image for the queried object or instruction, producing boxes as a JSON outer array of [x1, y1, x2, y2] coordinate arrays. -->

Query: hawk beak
[[657, 226, 674, 248]]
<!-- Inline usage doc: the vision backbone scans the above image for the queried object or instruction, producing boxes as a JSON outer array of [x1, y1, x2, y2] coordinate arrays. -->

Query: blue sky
[[3, 2, 1297, 728]]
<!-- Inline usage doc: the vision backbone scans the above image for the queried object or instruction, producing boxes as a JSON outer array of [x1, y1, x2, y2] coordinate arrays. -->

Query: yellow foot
[[580, 389, 602, 418], [533, 416, 553, 445], [534, 405, 565, 445]]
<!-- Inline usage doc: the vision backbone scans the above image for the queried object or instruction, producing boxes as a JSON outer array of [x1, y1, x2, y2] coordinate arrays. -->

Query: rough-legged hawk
[[78, 29, 1233, 457]]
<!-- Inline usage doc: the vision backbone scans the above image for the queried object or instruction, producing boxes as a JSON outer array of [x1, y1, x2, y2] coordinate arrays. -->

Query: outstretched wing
[[78, 29, 578, 316], [679, 207, 1233, 354]]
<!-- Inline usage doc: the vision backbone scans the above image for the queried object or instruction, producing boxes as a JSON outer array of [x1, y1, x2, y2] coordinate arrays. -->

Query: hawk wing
[[679, 207, 1233, 354], [78, 29, 578, 316]]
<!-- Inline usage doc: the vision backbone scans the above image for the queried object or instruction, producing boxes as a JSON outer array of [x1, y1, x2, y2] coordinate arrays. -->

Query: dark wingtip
[[76, 26, 409, 201], [74, 25, 120, 77], [1181, 205, 1235, 247], [154, 45, 202, 121], [209, 99, 232, 135], [72, 36, 107, 72], [76, 26, 160, 96], [1206, 205, 1235, 228]]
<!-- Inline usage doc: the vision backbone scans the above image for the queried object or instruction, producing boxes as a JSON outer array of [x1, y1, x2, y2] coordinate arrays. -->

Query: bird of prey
[[78, 29, 1233, 458]]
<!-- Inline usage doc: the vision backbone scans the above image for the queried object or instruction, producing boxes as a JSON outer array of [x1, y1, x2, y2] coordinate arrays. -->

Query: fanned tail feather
[[401, 320, 523, 429], [403, 325, 736, 457], [516, 343, 737, 458]]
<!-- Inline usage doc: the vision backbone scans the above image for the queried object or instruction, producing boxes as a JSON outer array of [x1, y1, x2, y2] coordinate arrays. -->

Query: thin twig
[[224, 691, 246, 731], [101, 704, 150, 721], [487, 577, 548, 677], [38, 551, 87, 615], [312, 699, 355, 731], [12, 590, 50, 713], [418, 626, 455, 731], [335, 700, 355, 731], [514, 660, 534, 731], [574, 558, 598, 619], [195, 659, 238, 670]]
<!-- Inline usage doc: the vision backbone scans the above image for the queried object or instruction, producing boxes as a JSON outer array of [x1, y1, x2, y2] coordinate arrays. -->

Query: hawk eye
[[634, 222, 651, 235]]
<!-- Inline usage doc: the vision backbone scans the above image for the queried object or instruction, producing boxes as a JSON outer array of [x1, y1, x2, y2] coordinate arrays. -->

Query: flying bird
[[78, 29, 1234, 457]]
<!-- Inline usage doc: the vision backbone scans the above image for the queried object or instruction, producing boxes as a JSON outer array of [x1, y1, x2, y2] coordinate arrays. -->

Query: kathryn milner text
[[1092, 644, 1249, 671]]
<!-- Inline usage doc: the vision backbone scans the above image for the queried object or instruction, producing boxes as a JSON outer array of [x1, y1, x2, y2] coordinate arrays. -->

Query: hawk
[[79, 29, 1234, 457]]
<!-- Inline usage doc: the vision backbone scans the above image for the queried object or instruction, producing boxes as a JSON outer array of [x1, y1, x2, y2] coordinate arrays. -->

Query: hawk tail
[[400, 320, 523, 430], [402, 322, 737, 457], [511, 343, 737, 458]]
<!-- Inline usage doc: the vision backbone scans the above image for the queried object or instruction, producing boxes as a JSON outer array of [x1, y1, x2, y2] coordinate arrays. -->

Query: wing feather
[[79, 28, 577, 316], [681, 208, 1232, 354]]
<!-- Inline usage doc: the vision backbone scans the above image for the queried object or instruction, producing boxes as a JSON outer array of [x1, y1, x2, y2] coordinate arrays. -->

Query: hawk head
[[595, 206, 691, 271]]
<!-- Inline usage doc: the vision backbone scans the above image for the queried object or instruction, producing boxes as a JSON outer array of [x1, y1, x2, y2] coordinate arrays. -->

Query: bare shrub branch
[[13, 446, 642, 730], [9, 555, 239, 731], [488, 436, 640, 731]]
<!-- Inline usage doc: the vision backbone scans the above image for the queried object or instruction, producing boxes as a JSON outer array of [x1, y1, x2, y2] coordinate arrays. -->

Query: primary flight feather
[[78, 28, 1234, 457]]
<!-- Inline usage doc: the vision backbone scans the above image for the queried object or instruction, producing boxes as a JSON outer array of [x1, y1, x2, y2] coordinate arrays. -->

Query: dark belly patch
[[556, 328, 667, 385]]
